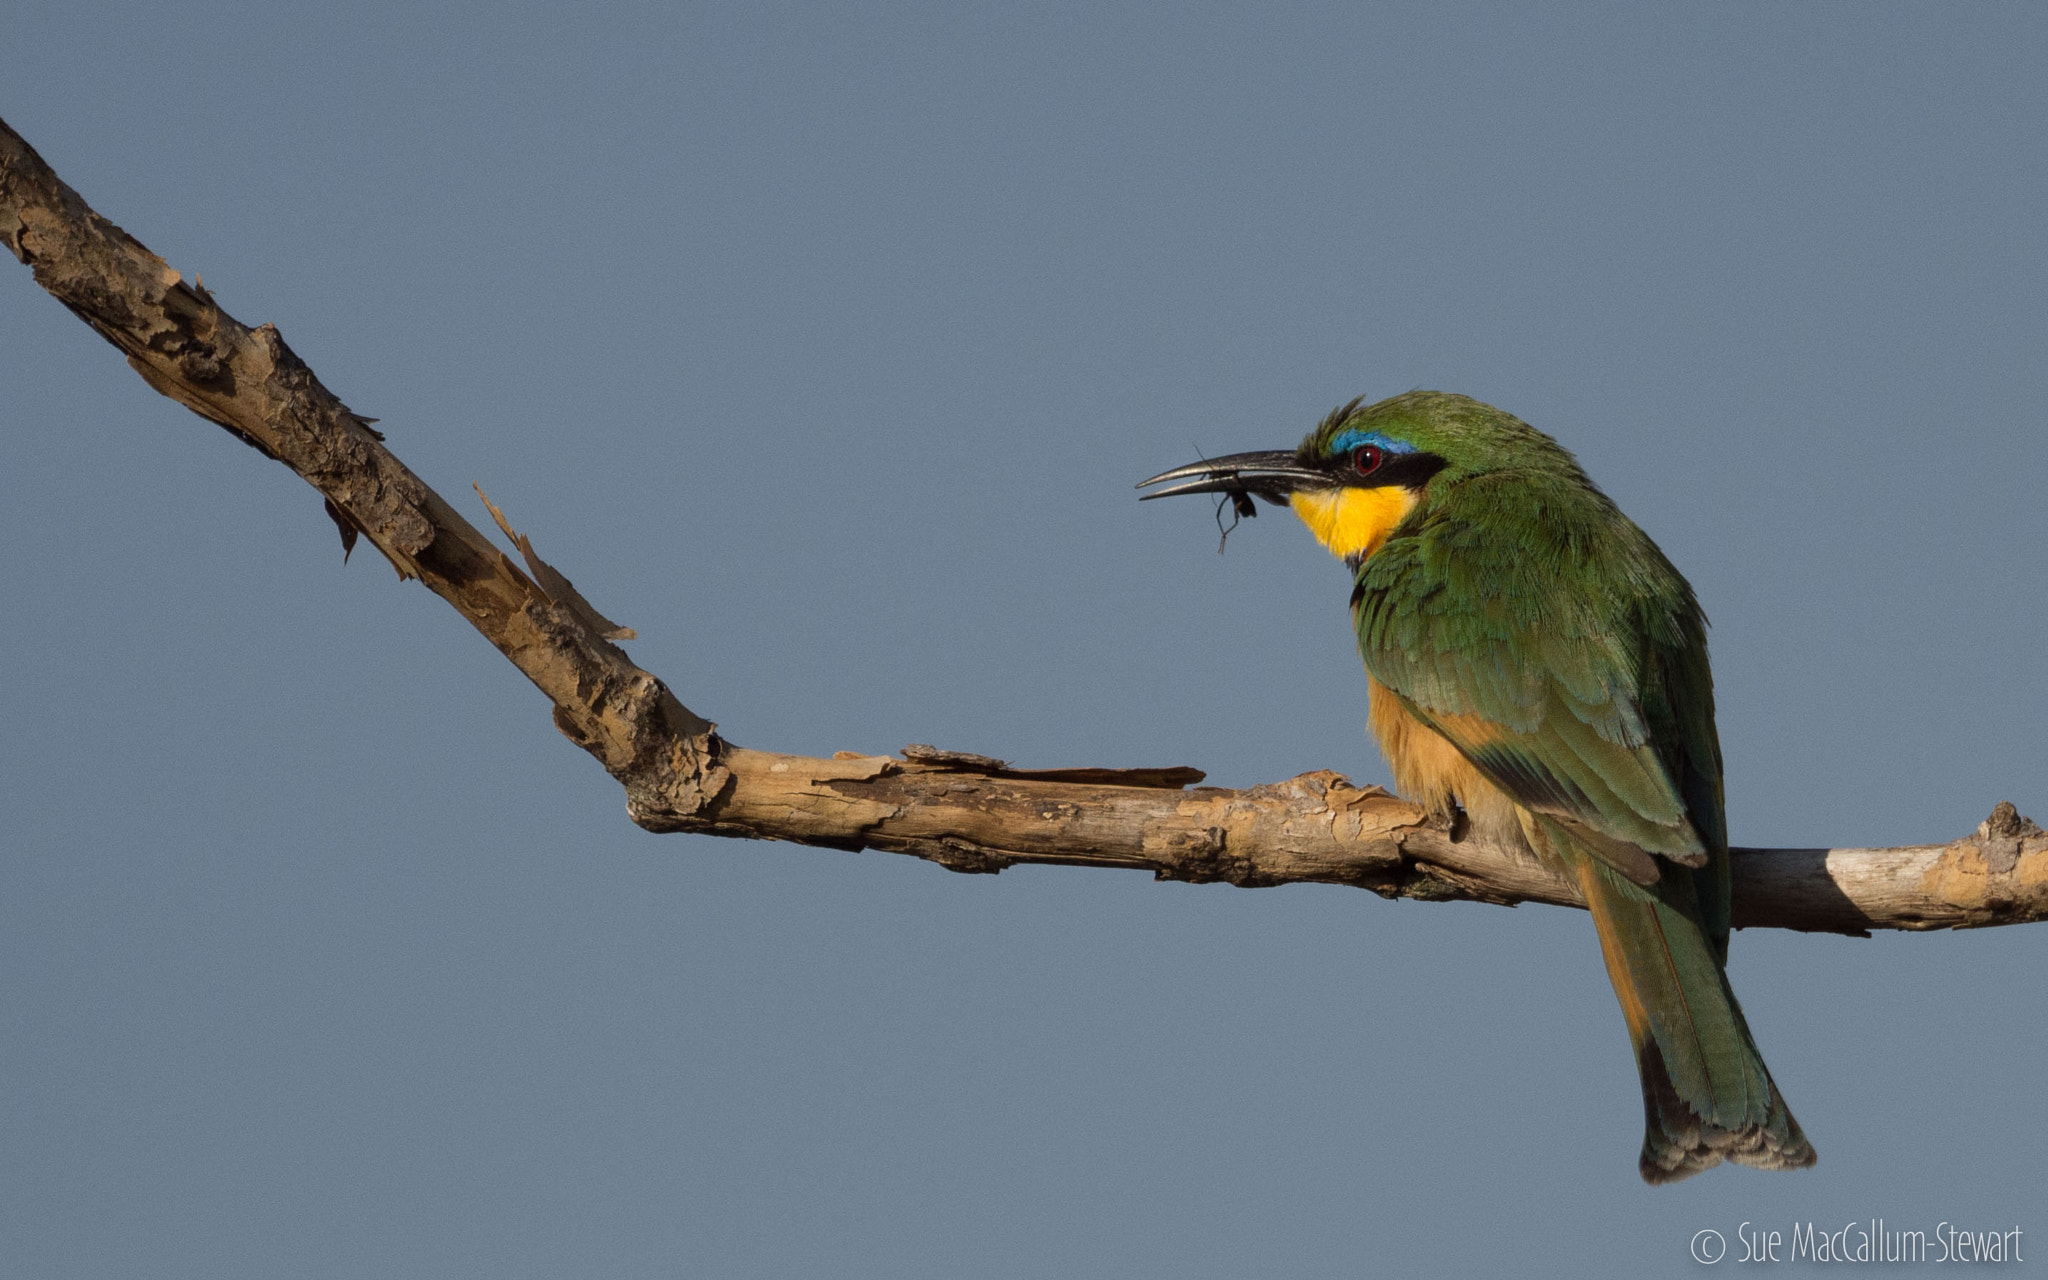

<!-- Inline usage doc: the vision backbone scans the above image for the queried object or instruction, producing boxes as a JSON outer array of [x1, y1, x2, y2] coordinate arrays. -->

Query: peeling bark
[[5, 115, 2042, 938]]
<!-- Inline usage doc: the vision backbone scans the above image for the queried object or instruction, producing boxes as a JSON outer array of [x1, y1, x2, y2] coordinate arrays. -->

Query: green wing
[[1353, 467, 1805, 1179], [1354, 471, 1727, 890]]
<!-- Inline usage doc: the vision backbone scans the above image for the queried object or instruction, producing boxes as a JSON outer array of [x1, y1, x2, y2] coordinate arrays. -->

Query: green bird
[[1139, 391, 1815, 1183]]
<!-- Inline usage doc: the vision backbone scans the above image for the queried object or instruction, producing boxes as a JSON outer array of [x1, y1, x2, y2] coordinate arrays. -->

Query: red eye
[[1351, 444, 1384, 475]]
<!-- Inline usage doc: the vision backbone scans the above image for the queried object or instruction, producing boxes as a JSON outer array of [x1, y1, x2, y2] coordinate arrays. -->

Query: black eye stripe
[[1333, 449, 1447, 490]]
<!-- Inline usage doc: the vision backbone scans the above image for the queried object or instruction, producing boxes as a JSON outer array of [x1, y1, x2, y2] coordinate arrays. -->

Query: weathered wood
[[5, 114, 2042, 937]]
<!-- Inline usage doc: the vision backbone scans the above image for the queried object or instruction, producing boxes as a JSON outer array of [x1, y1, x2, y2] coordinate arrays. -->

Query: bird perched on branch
[[1139, 391, 1815, 1183]]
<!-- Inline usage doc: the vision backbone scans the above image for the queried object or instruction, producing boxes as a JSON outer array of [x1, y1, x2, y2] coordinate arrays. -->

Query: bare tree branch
[[6, 115, 2042, 938]]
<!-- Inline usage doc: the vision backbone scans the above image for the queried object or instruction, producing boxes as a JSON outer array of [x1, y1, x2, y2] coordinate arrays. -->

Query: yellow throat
[[1288, 485, 1419, 561]]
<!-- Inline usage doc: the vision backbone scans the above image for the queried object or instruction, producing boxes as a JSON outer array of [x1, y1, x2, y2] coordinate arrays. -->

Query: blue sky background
[[4, 4, 2045, 1276]]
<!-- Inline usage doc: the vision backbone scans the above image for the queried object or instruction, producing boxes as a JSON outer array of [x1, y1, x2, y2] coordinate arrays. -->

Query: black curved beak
[[1135, 450, 1331, 503]]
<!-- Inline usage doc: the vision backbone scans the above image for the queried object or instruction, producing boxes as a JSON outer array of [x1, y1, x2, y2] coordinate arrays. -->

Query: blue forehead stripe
[[1328, 428, 1417, 456]]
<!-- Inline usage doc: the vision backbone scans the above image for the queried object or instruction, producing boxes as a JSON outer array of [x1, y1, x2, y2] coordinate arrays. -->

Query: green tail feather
[[1542, 820, 1816, 1183]]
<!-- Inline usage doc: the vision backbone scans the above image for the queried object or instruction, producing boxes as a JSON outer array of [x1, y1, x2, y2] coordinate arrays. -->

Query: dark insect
[[1214, 487, 1256, 554], [1178, 442, 1260, 554]]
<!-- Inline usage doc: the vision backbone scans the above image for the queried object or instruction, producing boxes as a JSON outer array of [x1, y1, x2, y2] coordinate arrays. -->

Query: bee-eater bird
[[1139, 391, 1815, 1183]]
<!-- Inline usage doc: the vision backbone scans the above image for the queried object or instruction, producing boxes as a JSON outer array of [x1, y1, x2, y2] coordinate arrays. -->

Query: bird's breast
[[1366, 675, 1526, 848]]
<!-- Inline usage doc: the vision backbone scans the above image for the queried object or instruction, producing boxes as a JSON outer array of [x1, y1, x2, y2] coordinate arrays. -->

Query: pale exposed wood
[[5, 115, 2042, 938]]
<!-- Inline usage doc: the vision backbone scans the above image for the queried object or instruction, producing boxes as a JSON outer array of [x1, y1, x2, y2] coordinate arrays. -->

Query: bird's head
[[1139, 391, 1575, 564]]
